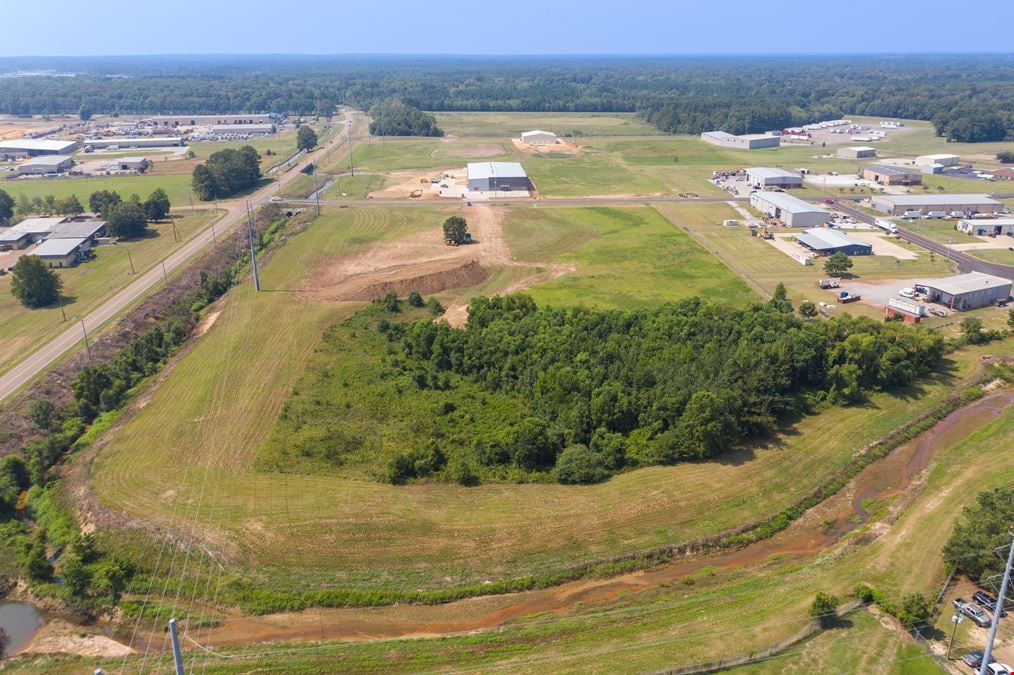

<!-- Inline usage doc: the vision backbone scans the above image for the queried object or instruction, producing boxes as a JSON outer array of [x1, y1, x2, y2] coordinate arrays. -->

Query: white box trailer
[[888, 297, 928, 317]]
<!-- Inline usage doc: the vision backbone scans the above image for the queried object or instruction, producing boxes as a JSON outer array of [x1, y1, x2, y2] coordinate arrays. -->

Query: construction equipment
[[409, 189, 423, 198]]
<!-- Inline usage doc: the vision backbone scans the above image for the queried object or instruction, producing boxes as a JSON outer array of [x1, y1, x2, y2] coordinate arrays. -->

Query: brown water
[[143, 390, 1013, 649]]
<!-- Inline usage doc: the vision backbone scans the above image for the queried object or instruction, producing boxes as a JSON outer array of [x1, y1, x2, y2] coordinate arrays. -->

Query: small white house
[[521, 130, 558, 146]]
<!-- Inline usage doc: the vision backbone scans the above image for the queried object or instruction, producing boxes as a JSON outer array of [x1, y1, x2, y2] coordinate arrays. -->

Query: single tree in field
[[1007, 308, 1014, 330], [768, 282, 793, 313], [106, 202, 148, 240], [0, 188, 13, 224], [823, 252, 853, 277], [142, 188, 171, 222], [78, 104, 93, 121], [89, 190, 122, 218], [798, 300, 818, 319], [10, 255, 62, 308], [960, 317, 984, 344], [809, 592, 838, 629], [296, 125, 318, 152], [442, 216, 470, 245]]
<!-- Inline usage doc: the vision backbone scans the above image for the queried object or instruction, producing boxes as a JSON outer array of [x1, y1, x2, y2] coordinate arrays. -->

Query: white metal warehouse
[[838, 146, 876, 159], [916, 272, 1012, 311], [0, 139, 79, 156], [521, 130, 558, 146], [871, 194, 1003, 216], [701, 131, 780, 150], [957, 218, 1014, 237], [746, 167, 803, 189], [750, 192, 829, 228], [17, 155, 74, 175]]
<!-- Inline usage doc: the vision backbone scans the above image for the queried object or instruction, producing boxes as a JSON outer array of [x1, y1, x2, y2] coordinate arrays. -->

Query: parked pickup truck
[[954, 598, 992, 627]]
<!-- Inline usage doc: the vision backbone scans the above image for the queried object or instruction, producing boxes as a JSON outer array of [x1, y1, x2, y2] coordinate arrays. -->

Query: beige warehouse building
[[838, 146, 876, 159]]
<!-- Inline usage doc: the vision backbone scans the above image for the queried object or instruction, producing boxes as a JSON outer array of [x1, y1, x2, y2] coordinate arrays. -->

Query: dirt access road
[[300, 203, 573, 326], [0, 113, 355, 404]]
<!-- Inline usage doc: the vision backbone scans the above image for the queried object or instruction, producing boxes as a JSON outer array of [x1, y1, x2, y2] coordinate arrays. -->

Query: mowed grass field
[[59, 383, 1014, 674], [503, 205, 754, 308], [89, 202, 988, 593], [432, 111, 662, 137], [2, 173, 195, 207], [0, 208, 222, 377]]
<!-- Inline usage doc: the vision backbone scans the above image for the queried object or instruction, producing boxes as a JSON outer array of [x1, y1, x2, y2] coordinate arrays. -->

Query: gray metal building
[[916, 272, 1012, 310], [701, 131, 780, 150], [0, 139, 79, 156], [18, 155, 74, 175], [467, 162, 533, 192], [746, 167, 803, 189], [749, 191, 829, 228], [871, 194, 1004, 216], [794, 228, 872, 256]]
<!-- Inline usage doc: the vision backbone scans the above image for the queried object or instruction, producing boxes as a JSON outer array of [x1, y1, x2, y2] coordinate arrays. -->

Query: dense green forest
[[263, 294, 946, 486], [1, 55, 1012, 141], [368, 99, 443, 137]]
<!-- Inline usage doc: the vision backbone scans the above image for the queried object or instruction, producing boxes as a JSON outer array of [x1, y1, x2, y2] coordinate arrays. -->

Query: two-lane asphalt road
[[830, 200, 1014, 279], [0, 118, 353, 403]]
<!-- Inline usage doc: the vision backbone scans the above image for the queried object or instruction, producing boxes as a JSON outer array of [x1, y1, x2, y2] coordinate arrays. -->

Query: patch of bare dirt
[[511, 138, 582, 156], [22, 619, 133, 658], [327, 259, 489, 302]]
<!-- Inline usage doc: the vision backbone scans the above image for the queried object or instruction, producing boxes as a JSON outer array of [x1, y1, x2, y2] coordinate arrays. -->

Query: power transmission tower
[[347, 125, 354, 177], [979, 534, 1014, 675], [246, 201, 260, 292]]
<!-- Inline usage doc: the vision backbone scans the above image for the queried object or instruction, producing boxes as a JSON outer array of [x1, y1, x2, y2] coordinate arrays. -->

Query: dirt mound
[[328, 259, 489, 302]]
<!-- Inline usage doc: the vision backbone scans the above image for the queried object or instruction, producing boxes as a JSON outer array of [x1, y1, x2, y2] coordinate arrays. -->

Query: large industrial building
[[17, 155, 74, 175], [49, 220, 106, 246], [521, 130, 558, 146], [862, 164, 922, 186], [466, 162, 532, 192], [915, 153, 959, 168], [701, 131, 780, 150], [871, 194, 1003, 216], [750, 191, 829, 228], [0, 139, 79, 156], [957, 218, 1014, 237], [746, 167, 803, 189], [838, 146, 876, 159], [916, 272, 1012, 311], [209, 124, 276, 135], [84, 137, 186, 149], [794, 228, 872, 256], [143, 114, 276, 127]]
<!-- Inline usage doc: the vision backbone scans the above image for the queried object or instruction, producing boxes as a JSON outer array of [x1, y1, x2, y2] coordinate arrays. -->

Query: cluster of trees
[[998, 151, 1014, 164], [943, 487, 1014, 584], [368, 99, 443, 137], [90, 188, 171, 238], [8, 192, 83, 219], [0, 188, 12, 224], [380, 294, 946, 483], [1, 56, 1012, 140], [192, 146, 261, 200]]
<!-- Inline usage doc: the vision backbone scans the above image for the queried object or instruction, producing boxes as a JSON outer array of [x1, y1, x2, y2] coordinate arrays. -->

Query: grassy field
[[969, 247, 1014, 265], [320, 173, 388, 199], [2, 172, 195, 207], [655, 202, 958, 319], [503, 205, 753, 308], [40, 374, 1013, 673], [432, 111, 662, 137], [0, 208, 222, 377], [87, 202, 987, 595], [334, 138, 519, 174]]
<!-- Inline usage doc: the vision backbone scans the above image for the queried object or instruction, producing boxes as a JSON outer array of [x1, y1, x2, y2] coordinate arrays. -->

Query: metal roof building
[[209, 124, 276, 135], [18, 154, 74, 175], [48, 220, 106, 242], [0, 139, 79, 156], [28, 237, 87, 268], [84, 137, 185, 149], [956, 218, 1014, 237], [794, 228, 872, 256], [466, 162, 532, 192], [9, 217, 67, 237], [701, 131, 780, 150], [746, 167, 803, 188], [917, 272, 1012, 310], [915, 153, 959, 168], [749, 191, 829, 228], [521, 130, 558, 146], [862, 164, 922, 186], [871, 194, 1003, 216]]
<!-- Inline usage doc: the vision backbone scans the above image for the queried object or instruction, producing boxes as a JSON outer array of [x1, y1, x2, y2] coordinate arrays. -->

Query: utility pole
[[210, 220, 217, 244], [380, 100, 385, 145], [187, 189, 194, 211], [171, 219, 180, 242], [347, 124, 354, 177], [979, 534, 1014, 675], [58, 294, 66, 322], [161, 260, 169, 285], [80, 320, 91, 360], [312, 165, 321, 216], [246, 201, 260, 292], [947, 612, 963, 660], [168, 618, 185, 675]]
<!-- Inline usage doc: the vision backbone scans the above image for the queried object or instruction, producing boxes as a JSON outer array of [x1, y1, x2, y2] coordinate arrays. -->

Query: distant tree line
[[1, 55, 1012, 141], [368, 99, 443, 137]]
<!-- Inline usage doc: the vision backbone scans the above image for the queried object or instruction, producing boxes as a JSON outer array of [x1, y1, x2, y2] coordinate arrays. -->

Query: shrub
[[554, 444, 610, 484]]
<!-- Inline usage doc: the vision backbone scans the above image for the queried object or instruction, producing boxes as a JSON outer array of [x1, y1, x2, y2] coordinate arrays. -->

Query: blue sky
[[2, 0, 1012, 56]]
